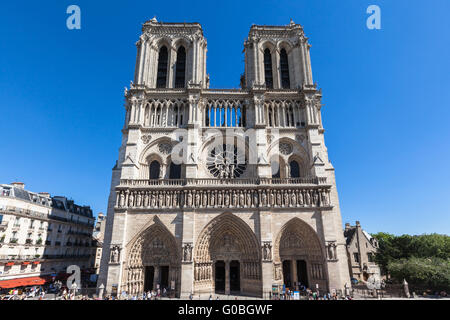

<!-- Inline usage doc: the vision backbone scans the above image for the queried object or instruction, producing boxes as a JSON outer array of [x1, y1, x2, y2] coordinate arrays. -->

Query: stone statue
[[239, 192, 245, 207], [136, 192, 142, 207], [283, 191, 289, 207], [183, 243, 192, 262], [110, 246, 120, 263], [144, 193, 149, 207], [305, 191, 311, 206], [253, 192, 259, 207], [128, 193, 134, 207], [217, 192, 222, 207], [261, 192, 267, 206], [158, 193, 164, 208], [291, 192, 296, 207], [187, 192, 193, 207], [224, 192, 230, 207], [151, 193, 156, 207], [262, 242, 272, 261], [276, 192, 281, 207], [120, 193, 125, 207], [166, 193, 171, 207]]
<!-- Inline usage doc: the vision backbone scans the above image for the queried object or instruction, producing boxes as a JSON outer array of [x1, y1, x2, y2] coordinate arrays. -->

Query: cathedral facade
[[98, 18, 351, 298]]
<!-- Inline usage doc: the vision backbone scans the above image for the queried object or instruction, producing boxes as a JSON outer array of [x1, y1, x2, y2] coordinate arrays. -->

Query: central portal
[[194, 213, 262, 296]]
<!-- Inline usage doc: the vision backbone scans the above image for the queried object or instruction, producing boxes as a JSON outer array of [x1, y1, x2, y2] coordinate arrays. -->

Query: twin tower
[[99, 18, 351, 298], [133, 18, 314, 90]]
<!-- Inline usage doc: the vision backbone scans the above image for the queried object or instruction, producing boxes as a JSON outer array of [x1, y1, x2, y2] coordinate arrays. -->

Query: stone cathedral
[[98, 18, 351, 298]]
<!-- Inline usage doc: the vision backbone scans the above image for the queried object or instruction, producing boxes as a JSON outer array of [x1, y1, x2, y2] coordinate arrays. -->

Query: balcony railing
[[119, 177, 328, 188], [0, 254, 91, 261]]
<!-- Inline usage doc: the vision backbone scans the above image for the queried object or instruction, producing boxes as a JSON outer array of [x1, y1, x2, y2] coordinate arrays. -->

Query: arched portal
[[193, 213, 262, 296], [273, 218, 327, 292], [123, 218, 180, 296]]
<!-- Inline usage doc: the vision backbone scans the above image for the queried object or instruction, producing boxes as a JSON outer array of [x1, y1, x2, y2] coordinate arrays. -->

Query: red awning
[[5, 262, 15, 266], [33, 261, 40, 265], [22, 261, 30, 265], [0, 276, 48, 289]]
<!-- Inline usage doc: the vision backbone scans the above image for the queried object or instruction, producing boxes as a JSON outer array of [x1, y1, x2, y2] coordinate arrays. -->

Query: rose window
[[206, 144, 247, 178]]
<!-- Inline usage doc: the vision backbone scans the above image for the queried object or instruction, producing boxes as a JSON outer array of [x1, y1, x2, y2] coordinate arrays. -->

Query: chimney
[[356, 221, 361, 227], [39, 192, 51, 198], [345, 223, 351, 231], [11, 182, 25, 189]]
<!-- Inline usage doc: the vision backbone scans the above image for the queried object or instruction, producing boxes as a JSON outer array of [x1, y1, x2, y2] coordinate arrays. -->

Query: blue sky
[[0, 0, 449, 235]]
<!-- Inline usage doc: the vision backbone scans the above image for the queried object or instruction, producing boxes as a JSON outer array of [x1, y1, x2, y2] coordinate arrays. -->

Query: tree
[[372, 233, 450, 291]]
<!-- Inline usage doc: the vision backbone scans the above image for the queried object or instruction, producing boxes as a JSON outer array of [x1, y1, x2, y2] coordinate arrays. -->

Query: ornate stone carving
[[262, 242, 272, 261], [141, 134, 152, 144], [182, 243, 193, 262], [158, 143, 172, 155], [327, 241, 338, 261], [279, 142, 293, 155], [110, 245, 121, 264], [206, 144, 247, 178], [116, 186, 331, 211]]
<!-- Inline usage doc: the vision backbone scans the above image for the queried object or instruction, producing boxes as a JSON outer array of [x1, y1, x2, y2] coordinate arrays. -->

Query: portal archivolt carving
[[193, 213, 262, 295], [273, 218, 327, 285], [122, 218, 180, 294]]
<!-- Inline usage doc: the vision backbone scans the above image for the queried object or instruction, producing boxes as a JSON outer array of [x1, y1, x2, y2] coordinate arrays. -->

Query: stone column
[[225, 261, 230, 295], [291, 260, 298, 290], [153, 266, 160, 290]]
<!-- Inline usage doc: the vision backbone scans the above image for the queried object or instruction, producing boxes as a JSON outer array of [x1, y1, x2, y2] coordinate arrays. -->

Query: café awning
[[0, 276, 48, 289]]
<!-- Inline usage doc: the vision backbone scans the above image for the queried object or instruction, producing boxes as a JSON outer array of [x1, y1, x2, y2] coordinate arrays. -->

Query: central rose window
[[206, 144, 247, 178]]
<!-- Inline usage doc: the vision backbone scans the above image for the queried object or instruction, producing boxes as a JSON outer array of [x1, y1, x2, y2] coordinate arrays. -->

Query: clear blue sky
[[1, 1, 449, 235]]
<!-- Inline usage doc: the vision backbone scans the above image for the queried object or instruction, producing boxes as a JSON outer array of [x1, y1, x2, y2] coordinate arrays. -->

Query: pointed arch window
[[156, 46, 168, 88], [175, 46, 186, 88], [149, 161, 161, 179], [264, 48, 273, 89], [289, 160, 300, 178], [280, 48, 290, 89]]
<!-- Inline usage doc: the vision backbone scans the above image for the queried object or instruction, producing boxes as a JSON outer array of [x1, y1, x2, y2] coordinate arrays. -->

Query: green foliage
[[372, 232, 450, 290], [387, 257, 450, 291]]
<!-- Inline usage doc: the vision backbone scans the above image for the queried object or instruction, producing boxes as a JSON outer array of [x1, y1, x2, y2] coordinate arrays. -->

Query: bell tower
[[134, 17, 208, 89], [243, 20, 313, 89]]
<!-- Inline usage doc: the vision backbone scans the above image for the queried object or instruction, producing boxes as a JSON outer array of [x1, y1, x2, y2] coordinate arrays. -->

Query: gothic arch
[[173, 37, 190, 50], [194, 212, 260, 263], [155, 37, 173, 50], [123, 216, 181, 295], [267, 137, 310, 169], [193, 212, 262, 295], [277, 40, 294, 54], [260, 40, 277, 54], [139, 137, 175, 164], [273, 218, 327, 289]]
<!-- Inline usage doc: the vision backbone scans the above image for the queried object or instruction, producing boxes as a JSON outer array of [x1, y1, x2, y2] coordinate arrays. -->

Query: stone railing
[[115, 181, 332, 211], [119, 177, 327, 188]]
